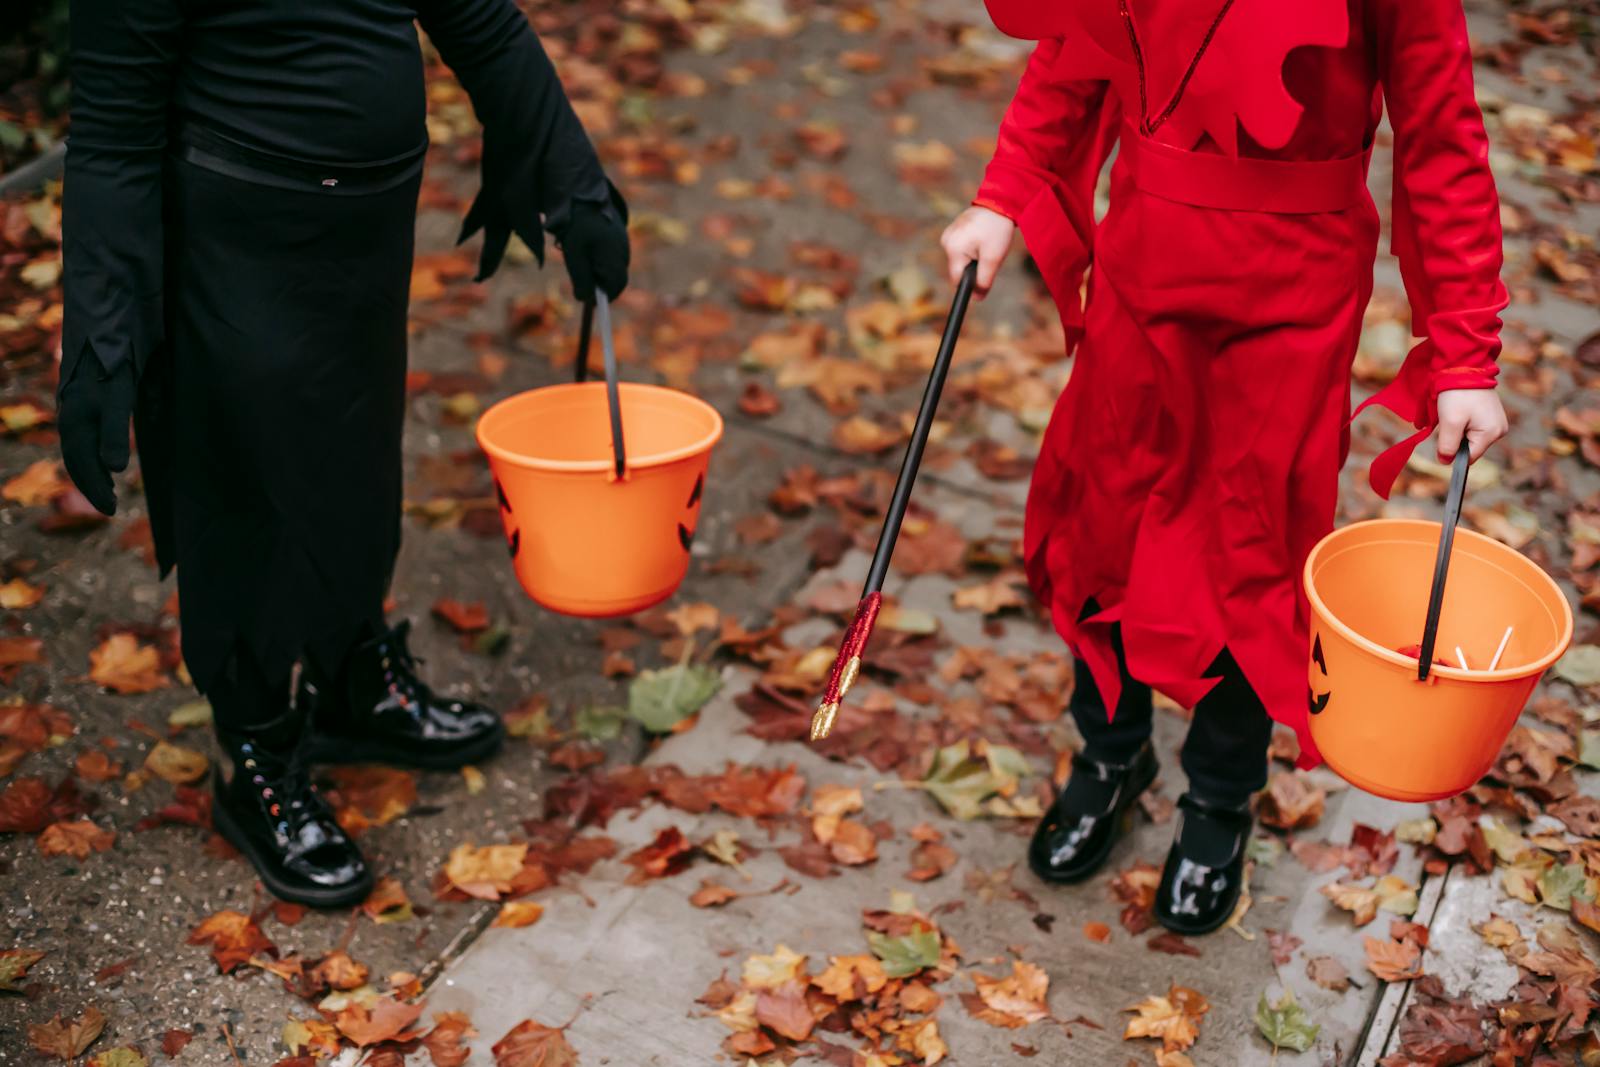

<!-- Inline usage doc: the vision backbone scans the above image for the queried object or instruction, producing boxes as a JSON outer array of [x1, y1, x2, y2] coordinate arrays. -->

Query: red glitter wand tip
[[810, 592, 882, 740], [808, 262, 976, 745]]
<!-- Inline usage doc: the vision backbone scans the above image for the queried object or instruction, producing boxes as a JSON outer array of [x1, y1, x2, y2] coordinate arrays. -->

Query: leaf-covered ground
[[2, 1, 1599, 1065]]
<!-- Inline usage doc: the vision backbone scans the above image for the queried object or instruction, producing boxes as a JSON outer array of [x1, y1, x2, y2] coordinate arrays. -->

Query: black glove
[[57, 354, 135, 516], [555, 200, 630, 302]]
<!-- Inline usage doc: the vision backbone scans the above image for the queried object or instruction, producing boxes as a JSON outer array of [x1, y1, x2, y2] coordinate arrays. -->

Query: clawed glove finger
[[57, 393, 116, 516]]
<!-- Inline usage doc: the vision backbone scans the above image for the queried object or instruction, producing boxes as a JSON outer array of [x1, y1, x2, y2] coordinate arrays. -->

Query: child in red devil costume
[[942, 0, 1508, 932]]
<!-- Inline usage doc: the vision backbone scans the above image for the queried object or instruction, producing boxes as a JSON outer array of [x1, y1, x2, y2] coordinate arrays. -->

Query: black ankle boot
[[212, 702, 373, 908], [1028, 741, 1158, 884], [1154, 792, 1253, 935], [306, 621, 503, 770]]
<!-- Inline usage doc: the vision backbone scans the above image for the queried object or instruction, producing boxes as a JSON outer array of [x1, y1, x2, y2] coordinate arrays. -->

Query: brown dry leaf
[[143, 741, 208, 785], [1306, 955, 1350, 991], [952, 575, 1028, 615], [689, 880, 740, 908], [1320, 881, 1380, 926], [327, 765, 417, 830], [187, 910, 275, 974], [755, 979, 815, 1041], [431, 599, 490, 634], [160, 1030, 193, 1057], [971, 960, 1050, 1027], [493, 901, 545, 929], [0, 577, 45, 609], [1363, 935, 1423, 982], [1083, 922, 1112, 943], [37, 819, 115, 859], [361, 877, 415, 923], [832, 415, 903, 454], [665, 602, 720, 636], [737, 381, 782, 418], [28, 1006, 106, 1060], [828, 818, 879, 866], [423, 1012, 477, 1067], [1257, 771, 1325, 831], [0, 702, 75, 776], [1124, 985, 1208, 1052], [335, 996, 425, 1047], [443, 843, 529, 901], [74, 750, 123, 783], [813, 954, 888, 1002], [88, 635, 169, 694], [311, 951, 369, 992], [907, 839, 958, 882], [491, 1019, 579, 1067], [622, 827, 695, 885], [0, 636, 46, 672], [3, 459, 69, 506], [891, 1017, 949, 1065]]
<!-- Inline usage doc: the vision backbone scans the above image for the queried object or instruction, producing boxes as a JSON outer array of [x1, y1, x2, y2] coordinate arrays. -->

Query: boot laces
[[237, 741, 326, 839]]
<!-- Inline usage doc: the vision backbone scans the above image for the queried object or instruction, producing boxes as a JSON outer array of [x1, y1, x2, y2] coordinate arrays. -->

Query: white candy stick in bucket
[[1488, 626, 1513, 671], [1455, 646, 1470, 671]]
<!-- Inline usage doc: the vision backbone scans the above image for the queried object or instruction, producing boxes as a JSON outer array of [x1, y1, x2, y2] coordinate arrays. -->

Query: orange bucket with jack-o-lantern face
[[1303, 450, 1573, 802], [476, 294, 723, 617]]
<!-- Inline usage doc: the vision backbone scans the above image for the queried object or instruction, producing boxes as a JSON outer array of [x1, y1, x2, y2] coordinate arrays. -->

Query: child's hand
[[940, 206, 1015, 297], [1435, 388, 1509, 462]]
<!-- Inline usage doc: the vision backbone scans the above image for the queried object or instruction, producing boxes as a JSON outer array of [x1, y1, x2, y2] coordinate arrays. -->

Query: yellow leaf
[[143, 741, 208, 785], [741, 944, 807, 990]]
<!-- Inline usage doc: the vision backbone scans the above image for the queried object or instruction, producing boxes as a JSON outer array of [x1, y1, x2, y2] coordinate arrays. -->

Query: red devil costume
[[61, 0, 629, 906], [971, 0, 1505, 931]]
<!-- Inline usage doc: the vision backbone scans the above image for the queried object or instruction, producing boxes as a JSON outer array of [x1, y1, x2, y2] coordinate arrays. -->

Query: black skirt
[[138, 154, 422, 692]]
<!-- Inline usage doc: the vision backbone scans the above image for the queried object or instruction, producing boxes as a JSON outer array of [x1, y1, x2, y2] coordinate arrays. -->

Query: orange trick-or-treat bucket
[[1303, 451, 1573, 802], [476, 295, 723, 617]]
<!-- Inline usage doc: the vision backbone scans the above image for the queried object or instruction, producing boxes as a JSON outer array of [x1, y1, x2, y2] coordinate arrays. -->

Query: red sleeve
[[1356, 0, 1507, 497], [973, 40, 1118, 347]]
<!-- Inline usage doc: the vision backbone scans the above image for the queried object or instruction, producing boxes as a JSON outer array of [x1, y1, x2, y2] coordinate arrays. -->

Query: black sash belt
[[173, 124, 425, 196]]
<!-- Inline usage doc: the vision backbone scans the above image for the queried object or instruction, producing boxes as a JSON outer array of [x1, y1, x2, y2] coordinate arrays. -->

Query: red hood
[[983, 0, 1076, 39]]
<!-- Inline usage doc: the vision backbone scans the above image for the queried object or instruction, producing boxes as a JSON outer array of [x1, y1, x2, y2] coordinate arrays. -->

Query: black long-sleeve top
[[63, 0, 613, 383]]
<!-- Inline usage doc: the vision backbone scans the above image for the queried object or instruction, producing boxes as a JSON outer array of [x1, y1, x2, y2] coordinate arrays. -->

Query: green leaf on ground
[[86, 1050, 149, 1067], [1552, 645, 1600, 688], [628, 663, 721, 733], [575, 704, 627, 742], [1537, 863, 1593, 912], [1256, 988, 1319, 1053], [167, 701, 212, 730], [867, 929, 941, 978], [1578, 729, 1600, 771], [0, 948, 46, 992], [918, 741, 998, 821], [1246, 835, 1282, 867]]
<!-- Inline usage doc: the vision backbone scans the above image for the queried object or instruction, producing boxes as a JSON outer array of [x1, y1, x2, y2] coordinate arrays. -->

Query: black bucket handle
[[572, 294, 627, 481], [1417, 446, 1472, 681]]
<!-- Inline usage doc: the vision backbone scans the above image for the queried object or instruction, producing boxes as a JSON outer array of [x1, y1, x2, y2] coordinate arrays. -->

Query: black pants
[[144, 155, 419, 710], [1071, 627, 1273, 808]]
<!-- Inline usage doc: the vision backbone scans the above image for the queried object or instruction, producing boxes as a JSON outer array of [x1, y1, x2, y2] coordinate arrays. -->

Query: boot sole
[[211, 793, 374, 910], [1030, 756, 1160, 886], [304, 719, 507, 771]]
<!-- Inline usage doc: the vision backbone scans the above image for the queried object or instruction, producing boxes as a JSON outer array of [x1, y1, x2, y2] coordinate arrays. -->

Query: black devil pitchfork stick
[[811, 260, 978, 741]]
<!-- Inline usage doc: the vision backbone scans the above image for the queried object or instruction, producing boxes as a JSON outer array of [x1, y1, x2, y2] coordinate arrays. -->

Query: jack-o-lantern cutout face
[[678, 473, 704, 552], [1307, 632, 1329, 715], [496, 478, 520, 560]]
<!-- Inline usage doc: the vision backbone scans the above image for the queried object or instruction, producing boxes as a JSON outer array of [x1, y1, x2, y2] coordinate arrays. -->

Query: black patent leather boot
[[1028, 741, 1158, 884], [1154, 792, 1253, 935], [306, 621, 503, 770], [212, 701, 373, 908]]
